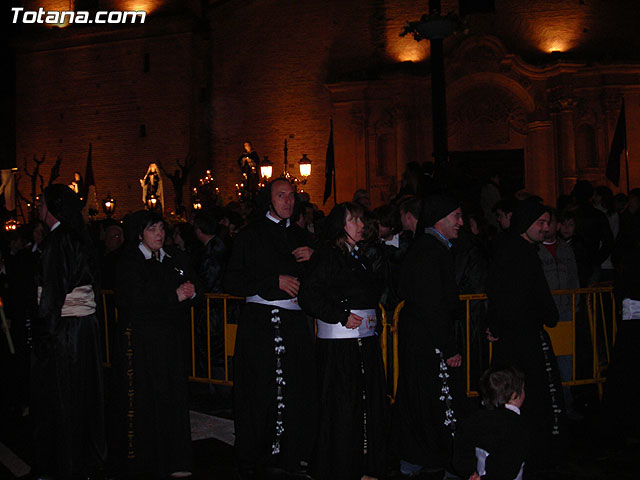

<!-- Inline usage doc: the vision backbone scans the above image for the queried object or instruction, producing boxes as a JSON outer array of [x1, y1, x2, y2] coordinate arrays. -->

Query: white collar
[[384, 233, 400, 249], [50, 221, 61, 232], [138, 242, 170, 262], [266, 211, 290, 227], [505, 403, 521, 415]]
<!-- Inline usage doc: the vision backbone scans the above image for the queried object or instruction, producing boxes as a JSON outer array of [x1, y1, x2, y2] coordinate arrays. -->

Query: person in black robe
[[31, 184, 106, 479], [486, 198, 563, 475], [393, 194, 469, 476], [600, 205, 640, 446], [298, 202, 387, 480], [223, 178, 316, 480], [114, 210, 199, 477]]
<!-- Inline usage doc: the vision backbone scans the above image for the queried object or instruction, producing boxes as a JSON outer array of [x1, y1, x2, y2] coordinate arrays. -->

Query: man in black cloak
[[31, 184, 105, 478], [393, 193, 468, 476], [224, 178, 316, 480], [486, 197, 564, 474]]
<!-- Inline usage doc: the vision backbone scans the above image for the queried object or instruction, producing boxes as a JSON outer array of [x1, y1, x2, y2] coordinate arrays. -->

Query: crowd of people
[[0, 163, 639, 480]]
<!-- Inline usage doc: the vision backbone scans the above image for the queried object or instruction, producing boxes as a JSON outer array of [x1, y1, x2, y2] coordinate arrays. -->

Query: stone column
[[526, 120, 556, 204], [393, 104, 410, 192], [550, 95, 577, 194]]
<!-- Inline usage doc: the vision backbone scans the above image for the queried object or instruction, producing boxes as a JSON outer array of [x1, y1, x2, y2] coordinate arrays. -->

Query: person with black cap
[[31, 184, 106, 479], [486, 197, 564, 475], [393, 193, 468, 477], [223, 178, 317, 480]]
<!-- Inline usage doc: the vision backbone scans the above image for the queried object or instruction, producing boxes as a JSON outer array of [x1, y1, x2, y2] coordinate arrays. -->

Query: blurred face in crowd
[[435, 207, 464, 241], [344, 210, 364, 247], [104, 225, 124, 253], [496, 209, 512, 231], [400, 210, 417, 233], [270, 180, 295, 220], [304, 206, 314, 227], [558, 218, 575, 240], [140, 221, 165, 253], [523, 212, 550, 244], [378, 224, 392, 239], [356, 196, 371, 211], [545, 215, 558, 242], [469, 217, 480, 236]]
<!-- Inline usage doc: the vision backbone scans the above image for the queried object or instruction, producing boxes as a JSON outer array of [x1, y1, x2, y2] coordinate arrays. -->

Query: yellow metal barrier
[[99, 291, 243, 386], [100, 286, 615, 400]]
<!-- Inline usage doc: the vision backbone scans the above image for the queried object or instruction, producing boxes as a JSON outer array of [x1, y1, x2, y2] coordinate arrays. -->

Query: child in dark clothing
[[450, 367, 529, 480]]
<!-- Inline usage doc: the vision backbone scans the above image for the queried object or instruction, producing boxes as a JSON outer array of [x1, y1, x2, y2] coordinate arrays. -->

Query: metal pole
[[429, 0, 449, 186]]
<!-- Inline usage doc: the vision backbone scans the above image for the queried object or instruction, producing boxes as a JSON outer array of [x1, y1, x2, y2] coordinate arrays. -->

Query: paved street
[[1, 384, 637, 479]]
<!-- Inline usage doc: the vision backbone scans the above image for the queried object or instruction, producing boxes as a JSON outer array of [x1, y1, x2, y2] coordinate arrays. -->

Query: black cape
[[31, 224, 105, 478]]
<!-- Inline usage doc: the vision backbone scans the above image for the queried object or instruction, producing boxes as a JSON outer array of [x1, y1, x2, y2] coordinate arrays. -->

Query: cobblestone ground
[[1, 384, 636, 479]]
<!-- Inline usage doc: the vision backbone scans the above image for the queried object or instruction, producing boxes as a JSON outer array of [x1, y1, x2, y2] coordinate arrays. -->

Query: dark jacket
[[399, 230, 461, 358], [487, 234, 558, 341]]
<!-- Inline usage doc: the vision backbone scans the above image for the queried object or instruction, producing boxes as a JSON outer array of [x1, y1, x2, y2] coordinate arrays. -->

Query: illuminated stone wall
[[11, 0, 640, 217]]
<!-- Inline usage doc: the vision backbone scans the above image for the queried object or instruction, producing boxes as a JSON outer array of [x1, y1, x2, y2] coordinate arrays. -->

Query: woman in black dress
[[114, 210, 199, 478], [299, 202, 387, 480]]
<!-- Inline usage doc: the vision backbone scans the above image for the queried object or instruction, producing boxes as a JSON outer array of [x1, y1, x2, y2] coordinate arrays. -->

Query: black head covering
[[44, 184, 84, 232], [511, 197, 547, 234], [422, 193, 460, 227], [572, 180, 594, 203]]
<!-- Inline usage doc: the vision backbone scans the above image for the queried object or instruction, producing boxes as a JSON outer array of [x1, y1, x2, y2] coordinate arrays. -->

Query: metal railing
[[100, 285, 616, 400]]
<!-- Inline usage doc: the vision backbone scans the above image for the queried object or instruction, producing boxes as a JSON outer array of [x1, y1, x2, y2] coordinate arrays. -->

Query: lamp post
[[260, 156, 273, 181], [102, 194, 116, 218], [280, 139, 312, 190], [401, 0, 463, 185], [298, 154, 312, 180]]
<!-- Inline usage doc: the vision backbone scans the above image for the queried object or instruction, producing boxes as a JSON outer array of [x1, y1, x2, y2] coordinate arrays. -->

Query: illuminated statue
[[237, 141, 260, 199], [140, 163, 164, 211]]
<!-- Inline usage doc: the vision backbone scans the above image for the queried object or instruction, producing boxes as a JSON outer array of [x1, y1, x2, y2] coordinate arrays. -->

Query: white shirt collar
[[138, 242, 170, 262], [266, 211, 290, 227], [505, 403, 521, 415], [50, 221, 61, 232], [384, 233, 401, 249]]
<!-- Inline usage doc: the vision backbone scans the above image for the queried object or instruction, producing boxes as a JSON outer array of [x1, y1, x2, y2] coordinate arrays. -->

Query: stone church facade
[[10, 0, 640, 215]]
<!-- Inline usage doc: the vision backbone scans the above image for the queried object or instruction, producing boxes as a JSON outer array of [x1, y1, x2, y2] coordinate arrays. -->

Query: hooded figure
[[393, 193, 470, 475], [31, 184, 105, 479], [486, 200, 565, 475], [140, 163, 164, 212]]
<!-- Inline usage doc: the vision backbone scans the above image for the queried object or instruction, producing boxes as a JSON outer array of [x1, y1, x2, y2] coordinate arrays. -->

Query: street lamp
[[298, 154, 311, 179], [260, 156, 273, 180]]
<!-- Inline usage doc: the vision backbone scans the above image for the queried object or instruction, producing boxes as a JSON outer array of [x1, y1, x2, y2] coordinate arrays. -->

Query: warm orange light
[[547, 40, 568, 54], [122, 1, 158, 15], [390, 40, 429, 63]]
